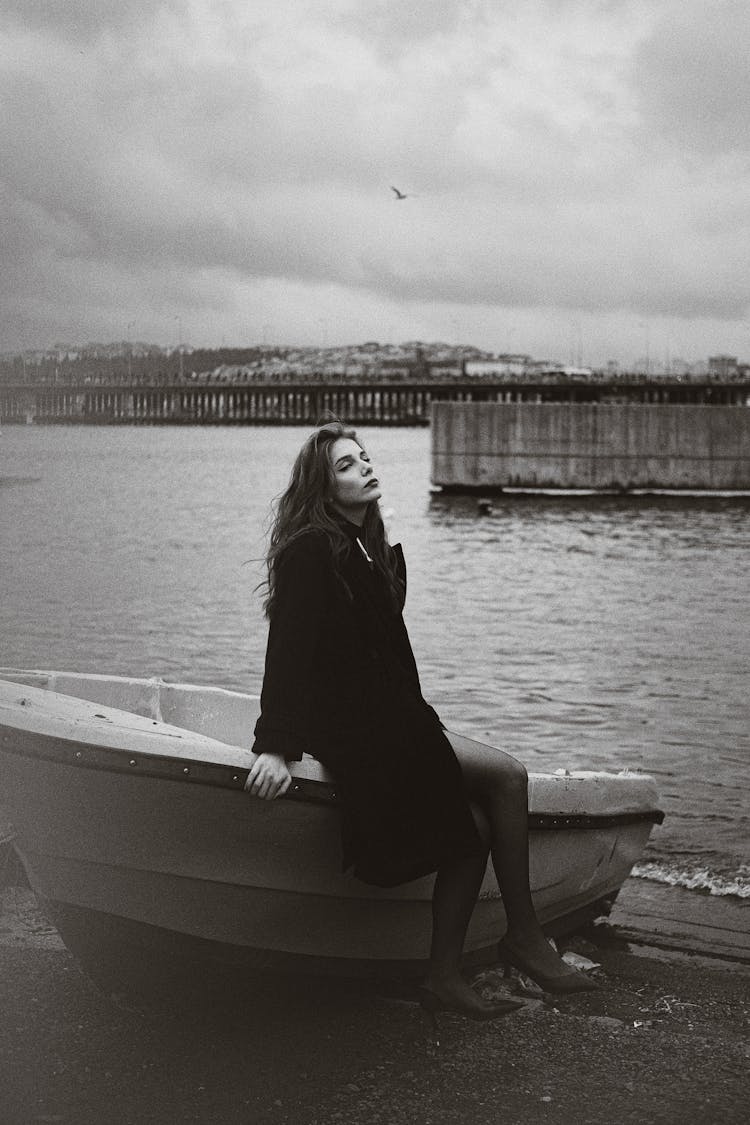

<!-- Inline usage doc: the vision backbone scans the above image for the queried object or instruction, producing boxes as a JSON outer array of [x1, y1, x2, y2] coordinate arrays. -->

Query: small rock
[[561, 951, 600, 971], [588, 1016, 624, 1031]]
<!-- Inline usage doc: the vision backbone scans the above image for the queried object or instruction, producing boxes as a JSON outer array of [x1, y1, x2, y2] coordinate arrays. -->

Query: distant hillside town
[[0, 340, 747, 387]]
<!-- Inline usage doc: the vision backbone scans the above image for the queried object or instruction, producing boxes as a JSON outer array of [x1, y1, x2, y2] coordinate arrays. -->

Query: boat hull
[[0, 672, 662, 976]]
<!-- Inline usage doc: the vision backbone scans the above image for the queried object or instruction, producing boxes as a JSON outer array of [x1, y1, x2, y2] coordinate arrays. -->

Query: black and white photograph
[[1, 2, 748, 1123]]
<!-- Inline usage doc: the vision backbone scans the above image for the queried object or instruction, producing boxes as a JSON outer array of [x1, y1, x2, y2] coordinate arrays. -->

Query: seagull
[[390, 185, 409, 200]]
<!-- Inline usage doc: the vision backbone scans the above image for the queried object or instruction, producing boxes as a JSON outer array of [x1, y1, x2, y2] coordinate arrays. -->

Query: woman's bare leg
[[445, 731, 576, 978]]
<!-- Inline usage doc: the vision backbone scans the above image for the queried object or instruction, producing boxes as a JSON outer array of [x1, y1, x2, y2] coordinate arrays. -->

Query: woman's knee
[[500, 756, 528, 790], [450, 732, 526, 788], [480, 757, 527, 808]]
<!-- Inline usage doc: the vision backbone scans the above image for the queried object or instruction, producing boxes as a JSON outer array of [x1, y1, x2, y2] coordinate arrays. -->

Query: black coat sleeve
[[252, 534, 331, 761]]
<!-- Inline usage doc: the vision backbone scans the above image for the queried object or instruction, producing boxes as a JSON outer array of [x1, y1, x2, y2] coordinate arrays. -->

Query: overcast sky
[[2, 0, 749, 365]]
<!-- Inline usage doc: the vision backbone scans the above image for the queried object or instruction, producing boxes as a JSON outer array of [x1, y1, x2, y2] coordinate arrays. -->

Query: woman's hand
[[244, 752, 292, 800]]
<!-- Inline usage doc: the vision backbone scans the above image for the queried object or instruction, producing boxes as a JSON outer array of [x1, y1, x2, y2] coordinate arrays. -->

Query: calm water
[[2, 425, 749, 898]]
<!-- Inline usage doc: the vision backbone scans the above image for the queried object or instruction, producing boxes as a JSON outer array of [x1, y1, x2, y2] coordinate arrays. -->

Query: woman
[[247, 422, 597, 1019]]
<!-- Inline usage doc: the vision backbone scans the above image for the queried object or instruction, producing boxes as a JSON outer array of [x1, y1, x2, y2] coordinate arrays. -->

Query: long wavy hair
[[263, 421, 402, 619]]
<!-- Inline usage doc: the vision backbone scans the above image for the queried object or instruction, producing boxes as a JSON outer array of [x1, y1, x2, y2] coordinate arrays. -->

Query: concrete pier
[[432, 402, 750, 491]]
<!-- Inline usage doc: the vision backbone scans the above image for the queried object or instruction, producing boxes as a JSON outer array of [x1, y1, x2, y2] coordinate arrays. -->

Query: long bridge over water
[[1, 377, 748, 427]]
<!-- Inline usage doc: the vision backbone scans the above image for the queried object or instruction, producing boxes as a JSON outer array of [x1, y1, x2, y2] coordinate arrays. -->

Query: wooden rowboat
[[0, 670, 663, 982]]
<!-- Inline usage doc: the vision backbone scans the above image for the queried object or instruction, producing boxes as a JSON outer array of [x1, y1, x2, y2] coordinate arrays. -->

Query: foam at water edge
[[632, 861, 750, 899]]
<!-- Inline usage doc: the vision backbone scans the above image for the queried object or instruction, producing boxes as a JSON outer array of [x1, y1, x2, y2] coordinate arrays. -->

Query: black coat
[[252, 518, 482, 886]]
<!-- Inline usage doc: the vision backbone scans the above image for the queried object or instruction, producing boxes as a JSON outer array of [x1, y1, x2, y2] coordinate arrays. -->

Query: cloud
[[0, 0, 178, 40], [0, 0, 748, 360], [633, 0, 750, 155], [337, 0, 472, 57]]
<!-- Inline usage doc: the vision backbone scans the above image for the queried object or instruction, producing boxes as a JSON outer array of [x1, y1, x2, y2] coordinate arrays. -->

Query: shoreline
[[604, 878, 750, 964], [1, 881, 748, 1125]]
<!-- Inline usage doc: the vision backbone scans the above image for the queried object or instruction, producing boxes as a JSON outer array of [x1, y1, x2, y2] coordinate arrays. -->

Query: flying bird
[[390, 186, 409, 200]]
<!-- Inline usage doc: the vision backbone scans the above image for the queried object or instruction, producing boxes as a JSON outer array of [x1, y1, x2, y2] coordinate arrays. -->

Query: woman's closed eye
[[336, 454, 370, 472]]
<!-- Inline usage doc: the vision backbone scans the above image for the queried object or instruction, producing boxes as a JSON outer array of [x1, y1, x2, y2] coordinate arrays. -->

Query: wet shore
[[1, 881, 747, 1125]]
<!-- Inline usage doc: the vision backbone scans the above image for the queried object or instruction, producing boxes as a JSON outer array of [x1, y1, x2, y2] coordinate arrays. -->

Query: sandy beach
[[0, 877, 747, 1125]]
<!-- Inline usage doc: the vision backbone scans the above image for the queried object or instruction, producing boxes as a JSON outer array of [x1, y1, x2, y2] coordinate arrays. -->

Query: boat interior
[[0, 669, 261, 749]]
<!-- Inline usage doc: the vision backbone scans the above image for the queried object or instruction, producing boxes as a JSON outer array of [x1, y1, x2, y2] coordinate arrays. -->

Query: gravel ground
[[0, 889, 748, 1125]]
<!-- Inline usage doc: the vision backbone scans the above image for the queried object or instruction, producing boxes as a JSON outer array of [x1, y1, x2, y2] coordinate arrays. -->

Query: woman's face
[[328, 436, 382, 519]]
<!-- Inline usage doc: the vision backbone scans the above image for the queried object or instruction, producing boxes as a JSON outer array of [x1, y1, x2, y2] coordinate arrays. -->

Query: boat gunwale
[[0, 721, 665, 829]]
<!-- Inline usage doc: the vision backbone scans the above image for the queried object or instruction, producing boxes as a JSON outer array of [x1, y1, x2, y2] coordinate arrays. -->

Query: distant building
[[464, 355, 530, 378], [527, 361, 593, 379], [708, 355, 739, 377], [378, 360, 412, 381], [427, 361, 463, 380]]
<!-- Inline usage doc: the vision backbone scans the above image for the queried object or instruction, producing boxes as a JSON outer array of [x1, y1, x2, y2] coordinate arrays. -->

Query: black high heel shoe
[[497, 937, 600, 995], [418, 984, 525, 1022]]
